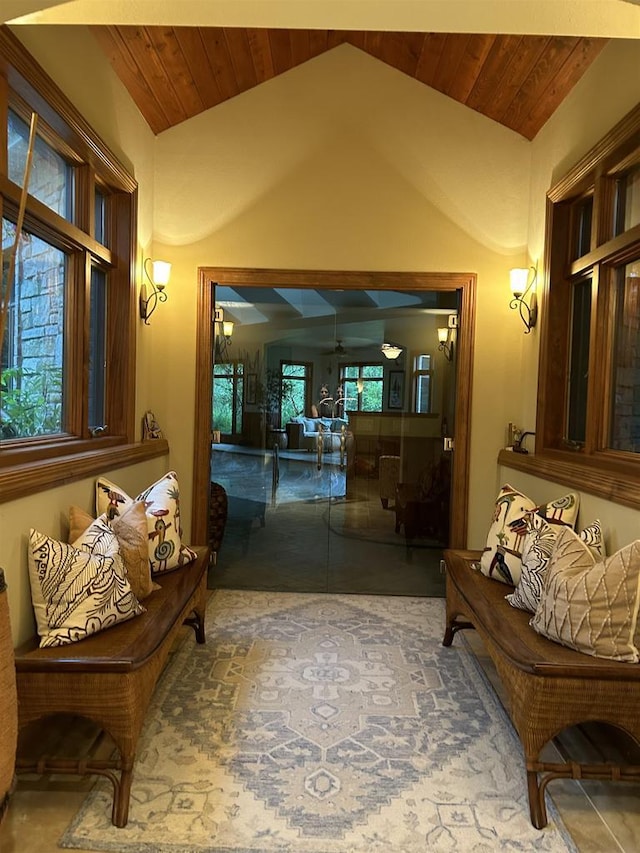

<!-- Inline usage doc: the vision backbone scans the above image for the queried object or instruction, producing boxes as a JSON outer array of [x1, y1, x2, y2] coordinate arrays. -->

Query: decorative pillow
[[506, 517, 603, 613], [69, 503, 155, 600], [95, 471, 197, 575], [531, 527, 640, 662], [28, 525, 144, 648], [479, 485, 579, 586]]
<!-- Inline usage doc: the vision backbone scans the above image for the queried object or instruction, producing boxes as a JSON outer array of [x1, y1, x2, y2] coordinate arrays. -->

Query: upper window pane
[[609, 260, 640, 453], [1, 218, 65, 439], [614, 167, 640, 237], [571, 196, 593, 261], [8, 110, 72, 221], [95, 188, 107, 245]]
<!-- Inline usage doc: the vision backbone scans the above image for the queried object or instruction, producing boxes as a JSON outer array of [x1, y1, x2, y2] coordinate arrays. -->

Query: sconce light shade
[[437, 327, 454, 361], [381, 343, 403, 360], [509, 264, 538, 333], [509, 268, 529, 296], [356, 378, 364, 394], [151, 260, 171, 287], [215, 310, 235, 362], [140, 258, 171, 324]]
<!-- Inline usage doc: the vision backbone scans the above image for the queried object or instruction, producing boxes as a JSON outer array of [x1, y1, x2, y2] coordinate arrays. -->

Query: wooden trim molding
[[0, 439, 169, 504], [191, 266, 476, 550], [498, 448, 640, 511]]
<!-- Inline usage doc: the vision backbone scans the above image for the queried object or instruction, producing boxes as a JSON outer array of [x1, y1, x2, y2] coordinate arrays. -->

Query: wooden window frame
[[0, 27, 166, 504], [500, 104, 640, 510]]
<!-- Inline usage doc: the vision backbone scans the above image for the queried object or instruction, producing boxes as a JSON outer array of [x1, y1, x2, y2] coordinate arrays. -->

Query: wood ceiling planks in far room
[[90, 27, 608, 138]]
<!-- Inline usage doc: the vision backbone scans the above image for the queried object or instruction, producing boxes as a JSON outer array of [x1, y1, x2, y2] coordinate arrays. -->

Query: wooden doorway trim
[[191, 267, 476, 549]]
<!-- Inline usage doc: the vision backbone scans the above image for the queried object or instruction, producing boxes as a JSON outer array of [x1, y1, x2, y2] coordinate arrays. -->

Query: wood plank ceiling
[[91, 27, 607, 139]]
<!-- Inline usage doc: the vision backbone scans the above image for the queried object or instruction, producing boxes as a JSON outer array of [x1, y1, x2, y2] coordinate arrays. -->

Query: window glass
[[341, 364, 383, 413], [571, 196, 593, 261], [213, 361, 243, 435], [566, 278, 592, 445], [609, 260, 640, 452], [1, 218, 65, 439], [88, 267, 107, 431], [413, 353, 432, 413], [95, 188, 107, 245], [281, 362, 308, 423], [614, 167, 640, 236], [8, 110, 72, 221]]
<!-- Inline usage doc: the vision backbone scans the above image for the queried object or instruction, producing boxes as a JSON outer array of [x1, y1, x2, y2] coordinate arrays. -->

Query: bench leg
[[184, 608, 206, 644], [442, 618, 474, 647], [112, 763, 134, 827], [526, 768, 548, 829]]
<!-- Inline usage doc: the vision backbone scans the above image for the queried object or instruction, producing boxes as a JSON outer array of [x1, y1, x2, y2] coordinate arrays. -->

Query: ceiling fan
[[333, 339, 347, 356]]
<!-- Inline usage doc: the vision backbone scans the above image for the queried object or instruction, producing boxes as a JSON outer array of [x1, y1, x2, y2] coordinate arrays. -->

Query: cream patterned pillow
[[96, 471, 197, 575], [506, 517, 603, 613], [479, 485, 579, 586], [531, 527, 640, 663], [69, 503, 155, 600], [28, 522, 144, 648]]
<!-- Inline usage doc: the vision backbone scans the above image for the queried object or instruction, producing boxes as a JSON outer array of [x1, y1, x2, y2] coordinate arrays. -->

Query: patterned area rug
[[61, 591, 576, 852]]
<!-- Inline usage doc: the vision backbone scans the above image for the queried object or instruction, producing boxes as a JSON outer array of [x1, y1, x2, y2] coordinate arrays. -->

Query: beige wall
[[2, 26, 639, 643], [499, 38, 640, 552], [1, 26, 168, 644], [150, 44, 532, 543]]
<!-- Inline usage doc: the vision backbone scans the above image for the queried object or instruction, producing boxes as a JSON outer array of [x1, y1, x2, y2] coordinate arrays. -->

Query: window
[[213, 361, 244, 436], [341, 364, 384, 412], [412, 353, 432, 413], [1, 221, 65, 439], [0, 29, 145, 502], [280, 361, 310, 424], [532, 103, 640, 505]]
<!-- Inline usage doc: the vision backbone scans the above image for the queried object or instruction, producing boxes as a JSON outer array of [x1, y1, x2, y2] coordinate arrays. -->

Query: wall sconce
[[381, 343, 403, 360], [356, 378, 365, 394], [215, 313, 234, 361], [437, 327, 453, 361], [139, 258, 171, 324], [509, 264, 538, 333]]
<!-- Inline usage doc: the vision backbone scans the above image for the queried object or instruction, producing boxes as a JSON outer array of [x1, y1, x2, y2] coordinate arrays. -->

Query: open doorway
[[191, 268, 476, 595]]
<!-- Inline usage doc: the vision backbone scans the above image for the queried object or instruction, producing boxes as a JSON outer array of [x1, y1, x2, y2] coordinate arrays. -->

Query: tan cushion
[[69, 502, 155, 600], [532, 526, 640, 663]]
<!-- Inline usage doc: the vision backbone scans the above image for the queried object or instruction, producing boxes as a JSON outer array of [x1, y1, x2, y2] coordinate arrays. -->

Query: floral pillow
[[95, 471, 197, 575], [479, 485, 579, 586], [28, 521, 144, 648], [506, 517, 603, 613]]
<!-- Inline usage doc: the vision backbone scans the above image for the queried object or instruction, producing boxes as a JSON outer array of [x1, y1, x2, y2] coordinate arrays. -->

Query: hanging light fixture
[[381, 343, 403, 360]]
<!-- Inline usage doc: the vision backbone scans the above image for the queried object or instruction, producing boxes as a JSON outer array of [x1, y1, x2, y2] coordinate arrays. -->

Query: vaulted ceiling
[[90, 27, 607, 138]]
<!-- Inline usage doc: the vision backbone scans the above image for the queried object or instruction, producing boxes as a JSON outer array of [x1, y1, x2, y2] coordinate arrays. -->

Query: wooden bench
[[13, 545, 209, 828], [443, 548, 640, 829]]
